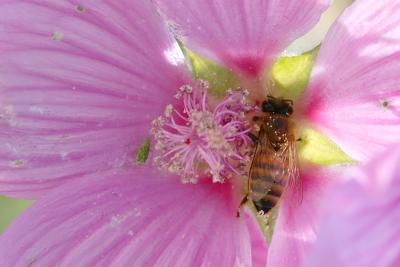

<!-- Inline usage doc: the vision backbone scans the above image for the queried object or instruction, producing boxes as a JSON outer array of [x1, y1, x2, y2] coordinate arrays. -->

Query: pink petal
[[155, 0, 331, 77], [268, 168, 330, 267], [244, 210, 269, 267], [302, 0, 400, 161], [304, 146, 400, 267], [0, 0, 189, 197], [0, 167, 253, 266]]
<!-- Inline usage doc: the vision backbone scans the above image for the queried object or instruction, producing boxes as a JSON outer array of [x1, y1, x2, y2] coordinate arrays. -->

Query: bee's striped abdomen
[[250, 157, 289, 213]]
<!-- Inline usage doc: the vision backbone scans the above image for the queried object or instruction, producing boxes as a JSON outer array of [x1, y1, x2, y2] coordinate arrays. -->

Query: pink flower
[[304, 145, 400, 267], [0, 0, 399, 267]]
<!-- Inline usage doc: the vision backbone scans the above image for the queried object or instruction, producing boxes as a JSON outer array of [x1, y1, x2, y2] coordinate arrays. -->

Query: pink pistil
[[152, 81, 254, 183]]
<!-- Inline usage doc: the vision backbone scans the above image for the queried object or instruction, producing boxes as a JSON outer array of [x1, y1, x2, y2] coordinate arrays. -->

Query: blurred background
[[0, 0, 353, 233]]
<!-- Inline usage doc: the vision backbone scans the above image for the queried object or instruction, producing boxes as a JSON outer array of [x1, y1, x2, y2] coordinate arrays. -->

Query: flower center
[[151, 82, 254, 183]]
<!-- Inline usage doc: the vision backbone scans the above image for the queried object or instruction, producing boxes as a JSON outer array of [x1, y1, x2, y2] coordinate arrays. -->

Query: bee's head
[[261, 96, 293, 116]]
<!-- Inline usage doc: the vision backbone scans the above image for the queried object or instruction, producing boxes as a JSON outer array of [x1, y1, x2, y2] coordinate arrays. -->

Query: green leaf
[[271, 47, 319, 98], [0, 196, 32, 233], [136, 139, 151, 164], [186, 50, 239, 98], [298, 127, 356, 165]]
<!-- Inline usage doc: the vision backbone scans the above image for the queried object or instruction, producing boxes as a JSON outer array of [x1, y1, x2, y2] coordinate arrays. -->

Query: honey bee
[[238, 96, 300, 216]]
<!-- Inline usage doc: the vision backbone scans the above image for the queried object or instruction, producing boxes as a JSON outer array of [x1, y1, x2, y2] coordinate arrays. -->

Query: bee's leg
[[247, 132, 258, 143], [236, 194, 249, 218]]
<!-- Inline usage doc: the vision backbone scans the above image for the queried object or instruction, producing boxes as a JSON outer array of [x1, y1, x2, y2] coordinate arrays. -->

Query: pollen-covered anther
[[151, 82, 253, 183], [164, 104, 173, 117]]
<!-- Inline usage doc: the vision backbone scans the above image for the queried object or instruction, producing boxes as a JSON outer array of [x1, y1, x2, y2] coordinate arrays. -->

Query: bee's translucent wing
[[281, 135, 303, 205]]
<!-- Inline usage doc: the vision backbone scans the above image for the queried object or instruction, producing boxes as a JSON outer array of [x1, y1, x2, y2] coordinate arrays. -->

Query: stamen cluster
[[151, 82, 253, 183]]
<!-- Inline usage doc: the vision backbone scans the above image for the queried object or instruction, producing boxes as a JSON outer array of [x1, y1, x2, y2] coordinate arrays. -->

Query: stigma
[[151, 81, 253, 183]]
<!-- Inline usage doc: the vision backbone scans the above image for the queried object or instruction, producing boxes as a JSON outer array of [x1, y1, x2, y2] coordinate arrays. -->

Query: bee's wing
[[282, 135, 303, 205]]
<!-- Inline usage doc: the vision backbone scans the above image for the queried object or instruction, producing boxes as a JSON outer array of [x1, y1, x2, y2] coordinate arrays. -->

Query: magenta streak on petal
[[0, 0, 190, 198], [226, 56, 266, 77]]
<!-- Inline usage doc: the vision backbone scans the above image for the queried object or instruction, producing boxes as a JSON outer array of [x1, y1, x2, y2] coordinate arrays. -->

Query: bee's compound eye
[[286, 106, 293, 115], [277, 105, 293, 116], [262, 101, 275, 113]]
